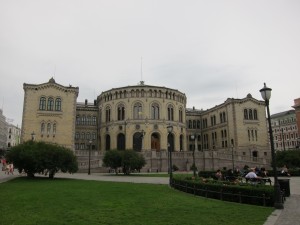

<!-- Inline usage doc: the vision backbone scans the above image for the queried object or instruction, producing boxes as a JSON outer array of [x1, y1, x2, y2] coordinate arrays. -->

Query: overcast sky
[[1, 0, 300, 127]]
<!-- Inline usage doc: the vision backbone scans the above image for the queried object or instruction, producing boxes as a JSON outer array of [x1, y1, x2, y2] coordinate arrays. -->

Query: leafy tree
[[6, 141, 78, 178], [276, 150, 300, 169], [103, 149, 146, 175], [102, 150, 122, 174]]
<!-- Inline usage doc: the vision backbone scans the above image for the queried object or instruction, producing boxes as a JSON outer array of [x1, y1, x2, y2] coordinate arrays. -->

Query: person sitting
[[281, 165, 291, 176], [245, 168, 262, 183], [215, 169, 223, 180]]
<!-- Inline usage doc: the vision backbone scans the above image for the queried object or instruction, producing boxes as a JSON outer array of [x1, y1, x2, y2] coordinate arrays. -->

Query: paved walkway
[[1, 170, 299, 225]]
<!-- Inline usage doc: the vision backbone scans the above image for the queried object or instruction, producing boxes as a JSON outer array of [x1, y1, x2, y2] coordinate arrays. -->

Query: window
[[47, 97, 54, 111], [55, 98, 61, 111], [47, 123, 51, 134], [41, 123, 45, 134], [76, 115, 80, 125], [249, 109, 253, 120], [75, 132, 80, 140], [133, 103, 142, 119], [81, 132, 85, 140], [244, 109, 248, 119], [117, 104, 125, 120], [92, 132, 96, 140], [254, 109, 258, 120], [39, 97, 46, 110], [92, 116, 96, 125], [106, 107, 111, 122], [53, 123, 56, 134], [167, 105, 174, 121], [179, 108, 183, 122], [86, 132, 91, 140], [151, 103, 160, 119]]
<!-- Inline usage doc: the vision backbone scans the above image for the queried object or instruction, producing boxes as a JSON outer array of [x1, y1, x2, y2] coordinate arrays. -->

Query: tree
[[276, 150, 300, 169], [102, 150, 122, 174], [6, 141, 78, 178], [103, 150, 146, 175]]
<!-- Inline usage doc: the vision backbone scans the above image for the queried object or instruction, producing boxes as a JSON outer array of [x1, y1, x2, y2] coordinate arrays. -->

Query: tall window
[[39, 97, 46, 110], [76, 115, 80, 125], [47, 97, 54, 111], [254, 109, 258, 120], [244, 109, 248, 119], [167, 105, 174, 121], [75, 132, 80, 140], [53, 123, 56, 134], [106, 107, 111, 122], [92, 116, 96, 125], [133, 103, 142, 119], [179, 108, 183, 122], [41, 123, 45, 134], [47, 123, 51, 134], [117, 104, 125, 120], [55, 98, 61, 111], [151, 103, 160, 119], [249, 109, 253, 120]]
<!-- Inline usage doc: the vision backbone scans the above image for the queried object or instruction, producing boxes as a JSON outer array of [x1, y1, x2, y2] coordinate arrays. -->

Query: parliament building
[[21, 78, 271, 171]]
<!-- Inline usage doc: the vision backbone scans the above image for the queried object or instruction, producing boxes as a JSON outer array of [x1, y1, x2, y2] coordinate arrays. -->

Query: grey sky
[[1, 0, 299, 126]]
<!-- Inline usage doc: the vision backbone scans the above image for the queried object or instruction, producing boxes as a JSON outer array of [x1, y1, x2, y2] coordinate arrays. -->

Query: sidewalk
[[1, 171, 299, 225]]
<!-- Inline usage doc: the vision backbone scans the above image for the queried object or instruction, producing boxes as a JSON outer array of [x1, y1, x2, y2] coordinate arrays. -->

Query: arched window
[[151, 103, 160, 119], [106, 107, 111, 122], [117, 104, 125, 120], [55, 98, 61, 111], [133, 103, 142, 119], [249, 109, 253, 120], [47, 97, 54, 111], [39, 97, 46, 110], [254, 109, 258, 120], [179, 108, 183, 122], [53, 123, 56, 134], [244, 109, 248, 120], [47, 123, 51, 134], [167, 105, 174, 121], [41, 123, 45, 134]]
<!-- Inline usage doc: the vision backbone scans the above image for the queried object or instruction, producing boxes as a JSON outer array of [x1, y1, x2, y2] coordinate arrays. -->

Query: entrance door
[[117, 133, 125, 150], [151, 133, 160, 151], [133, 132, 143, 151]]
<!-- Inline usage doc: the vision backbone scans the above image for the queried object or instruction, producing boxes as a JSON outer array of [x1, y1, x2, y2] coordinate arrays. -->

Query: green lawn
[[0, 177, 273, 225]]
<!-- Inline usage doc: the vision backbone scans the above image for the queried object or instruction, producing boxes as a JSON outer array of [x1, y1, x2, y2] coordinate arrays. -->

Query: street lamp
[[167, 125, 173, 186], [260, 83, 284, 209], [31, 131, 35, 141], [88, 139, 92, 175]]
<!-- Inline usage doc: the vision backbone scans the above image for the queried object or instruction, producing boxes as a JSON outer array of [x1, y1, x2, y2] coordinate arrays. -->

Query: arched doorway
[[151, 132, 160, 151], [117, 133, 125, 150], [133, 132, 143, 151], [105, 134, 111, 150]]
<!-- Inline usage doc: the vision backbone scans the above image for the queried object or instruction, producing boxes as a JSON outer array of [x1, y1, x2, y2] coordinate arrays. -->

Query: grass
[[0, 177, 273, 225]]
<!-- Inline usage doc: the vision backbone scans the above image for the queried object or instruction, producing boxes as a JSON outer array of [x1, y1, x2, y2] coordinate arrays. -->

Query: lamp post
[[167, 125, 173, 186], [31, 131, 35, 141], [260, 83, 283, 209], [88, 139, 92, 175]]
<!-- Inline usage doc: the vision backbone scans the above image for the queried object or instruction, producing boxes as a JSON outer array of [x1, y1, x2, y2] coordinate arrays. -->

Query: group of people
[[214, 164, 291, 184], [0, 158, 14, 175]]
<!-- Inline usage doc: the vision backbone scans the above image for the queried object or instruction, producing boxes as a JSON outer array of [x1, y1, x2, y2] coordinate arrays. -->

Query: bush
[[6, 141, 78, 178], [103, 149, 146, 175]]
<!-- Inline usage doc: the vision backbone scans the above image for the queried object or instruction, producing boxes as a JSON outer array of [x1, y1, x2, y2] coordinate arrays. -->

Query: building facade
[[271, 110, 299, 150], [21, 78, 79, 150], [0, 109, 8, 151], [21, 78, 273, 171], [7, 124, 21, 149]]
